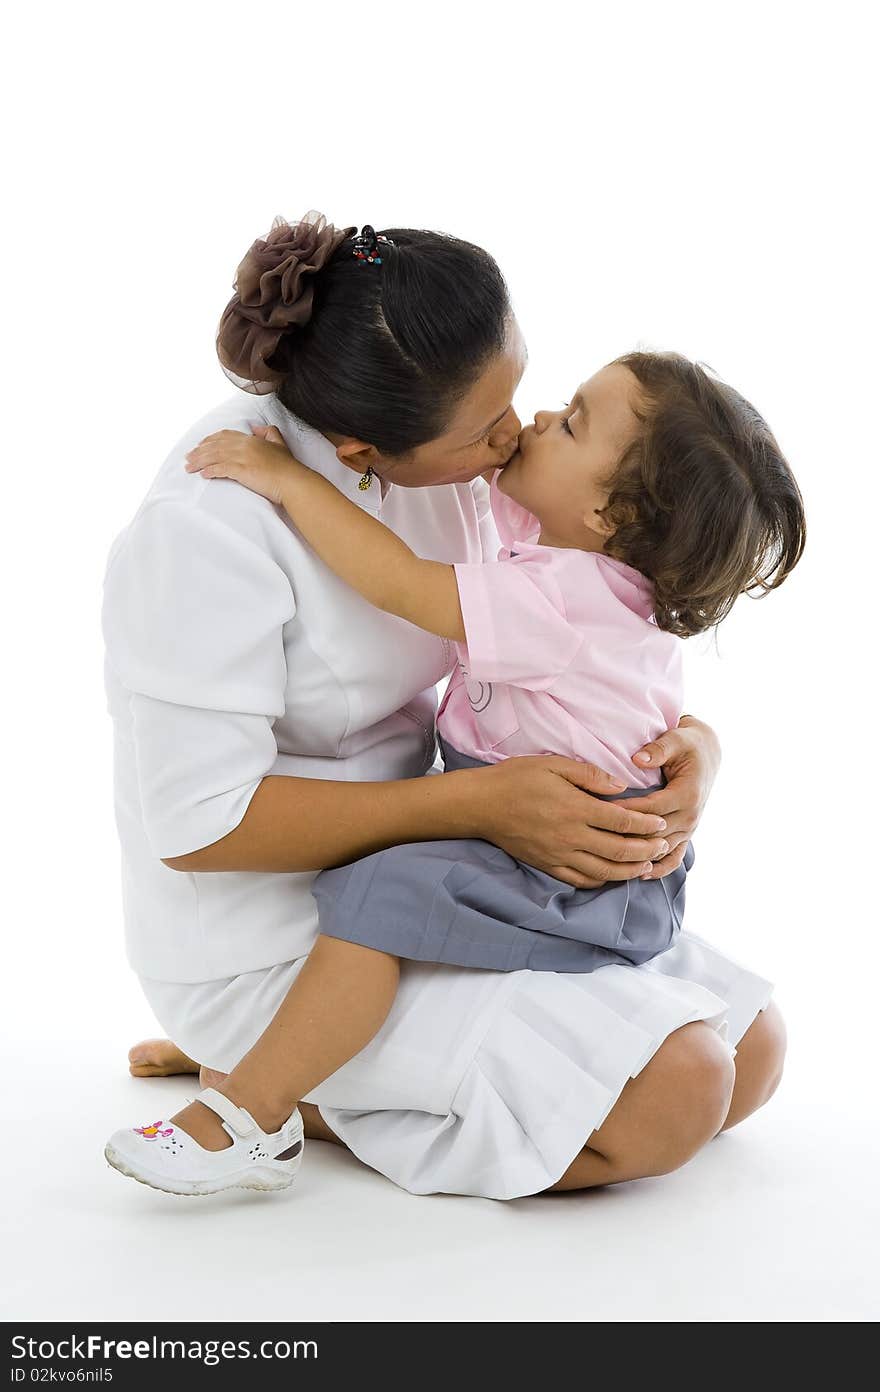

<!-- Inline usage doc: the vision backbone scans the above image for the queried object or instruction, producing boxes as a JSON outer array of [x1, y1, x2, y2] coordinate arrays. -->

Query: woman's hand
[[474, 756, 672, 888], [184, 424, 302, 505], [616, 716, 722, 880]]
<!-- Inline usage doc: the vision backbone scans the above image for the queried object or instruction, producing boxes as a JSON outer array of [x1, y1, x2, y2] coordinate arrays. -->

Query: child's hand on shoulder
[[184, 423, 305, 505]]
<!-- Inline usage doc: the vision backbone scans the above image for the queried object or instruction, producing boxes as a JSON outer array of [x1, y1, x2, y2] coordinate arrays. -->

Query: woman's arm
[[618, 716, 722, 879], [162, 757, 672, 884], [176, 428, 693, 885], [185, 429, 465, 641]]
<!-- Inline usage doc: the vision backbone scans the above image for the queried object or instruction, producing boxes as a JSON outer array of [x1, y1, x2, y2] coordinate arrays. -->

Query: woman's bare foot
[[128, 1038, 199, 1078], [199, 1066, 227, 1090]]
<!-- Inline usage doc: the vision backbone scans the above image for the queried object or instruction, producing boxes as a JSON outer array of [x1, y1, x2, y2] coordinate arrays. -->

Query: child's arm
[[185, 426, 465, 641]]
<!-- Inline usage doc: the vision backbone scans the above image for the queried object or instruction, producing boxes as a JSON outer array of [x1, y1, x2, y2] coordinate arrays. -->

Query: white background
[[2, 0, 877, 1323]]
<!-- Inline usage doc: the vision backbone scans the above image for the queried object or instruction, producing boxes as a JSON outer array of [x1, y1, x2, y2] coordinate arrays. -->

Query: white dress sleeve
[[471, 475, 502, 562], [102, 498, 296, 858]]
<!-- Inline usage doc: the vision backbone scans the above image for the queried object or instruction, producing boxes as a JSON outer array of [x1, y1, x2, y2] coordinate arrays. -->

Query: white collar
[[255, 394, 386, 517]]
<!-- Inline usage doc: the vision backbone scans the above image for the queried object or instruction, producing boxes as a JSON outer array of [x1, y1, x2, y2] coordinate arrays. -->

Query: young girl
[[105, 349, 804, 1196]]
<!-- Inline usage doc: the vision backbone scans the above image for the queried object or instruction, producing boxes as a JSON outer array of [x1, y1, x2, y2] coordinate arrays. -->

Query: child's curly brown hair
[[597, 351, 806, 637]]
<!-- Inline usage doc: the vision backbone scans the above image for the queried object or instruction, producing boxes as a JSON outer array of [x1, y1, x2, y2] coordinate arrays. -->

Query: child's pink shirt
[[437, 470, 683, 788]]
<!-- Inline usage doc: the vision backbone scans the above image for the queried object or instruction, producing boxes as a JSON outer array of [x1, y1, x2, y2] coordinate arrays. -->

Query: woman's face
[[339, 318, 527, 488]]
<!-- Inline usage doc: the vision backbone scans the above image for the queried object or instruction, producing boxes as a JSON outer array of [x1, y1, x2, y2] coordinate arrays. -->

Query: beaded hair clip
[[353, 225, 394, 489], [353, 225, 394, 265]]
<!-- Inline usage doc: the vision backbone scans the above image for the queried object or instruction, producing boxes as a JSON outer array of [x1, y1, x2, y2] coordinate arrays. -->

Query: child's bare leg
[[199, 1072, 344, 1147], [168, 938, 399, 1151]]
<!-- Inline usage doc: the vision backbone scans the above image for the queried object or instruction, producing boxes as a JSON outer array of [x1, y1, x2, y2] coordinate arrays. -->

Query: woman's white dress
[[102, 392, 773, 1201]]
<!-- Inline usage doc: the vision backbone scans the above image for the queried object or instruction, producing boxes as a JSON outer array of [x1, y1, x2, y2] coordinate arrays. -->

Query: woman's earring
[[358, 466, 374, 491]]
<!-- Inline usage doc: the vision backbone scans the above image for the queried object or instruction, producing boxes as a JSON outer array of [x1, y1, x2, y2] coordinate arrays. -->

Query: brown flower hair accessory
[[216, 210, 356, 394]]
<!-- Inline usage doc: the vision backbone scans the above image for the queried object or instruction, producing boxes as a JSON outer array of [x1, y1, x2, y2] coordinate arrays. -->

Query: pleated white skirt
[[139, 929, 773, 1200]]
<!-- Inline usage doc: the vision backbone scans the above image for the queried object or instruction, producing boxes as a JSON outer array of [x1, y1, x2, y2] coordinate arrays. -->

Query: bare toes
[[128, 1038, 200, 1078]]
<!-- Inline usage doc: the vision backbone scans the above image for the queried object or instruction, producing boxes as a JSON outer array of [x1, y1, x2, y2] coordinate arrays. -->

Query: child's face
[[500, 363, 644, 549]]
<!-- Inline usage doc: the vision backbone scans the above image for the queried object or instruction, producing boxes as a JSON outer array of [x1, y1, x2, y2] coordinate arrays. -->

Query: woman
[[104, 212, 784, 1199]]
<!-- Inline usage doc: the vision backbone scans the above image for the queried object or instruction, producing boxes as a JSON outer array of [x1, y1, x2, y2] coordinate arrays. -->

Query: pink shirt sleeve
[[452, 554, 584, 692]]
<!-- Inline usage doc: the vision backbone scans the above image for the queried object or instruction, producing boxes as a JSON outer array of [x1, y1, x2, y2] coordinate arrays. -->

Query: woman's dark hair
[[269, 228, 512, 456], [600, 351, 806, 638]]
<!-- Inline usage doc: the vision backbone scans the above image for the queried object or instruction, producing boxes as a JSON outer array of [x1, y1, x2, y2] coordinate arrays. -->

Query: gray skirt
[[312, 739, 693, 974]]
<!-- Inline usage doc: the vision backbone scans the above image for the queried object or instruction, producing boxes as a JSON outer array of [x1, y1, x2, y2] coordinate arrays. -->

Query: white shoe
[[104, 1087, 304, 1197]]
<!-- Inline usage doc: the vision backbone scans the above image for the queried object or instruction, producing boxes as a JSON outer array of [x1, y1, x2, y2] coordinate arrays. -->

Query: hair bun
[[216, 210, 356, 394]]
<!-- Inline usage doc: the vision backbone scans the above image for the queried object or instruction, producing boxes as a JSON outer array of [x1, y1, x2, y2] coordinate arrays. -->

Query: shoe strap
[[196, 1087, 257, 1138]]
